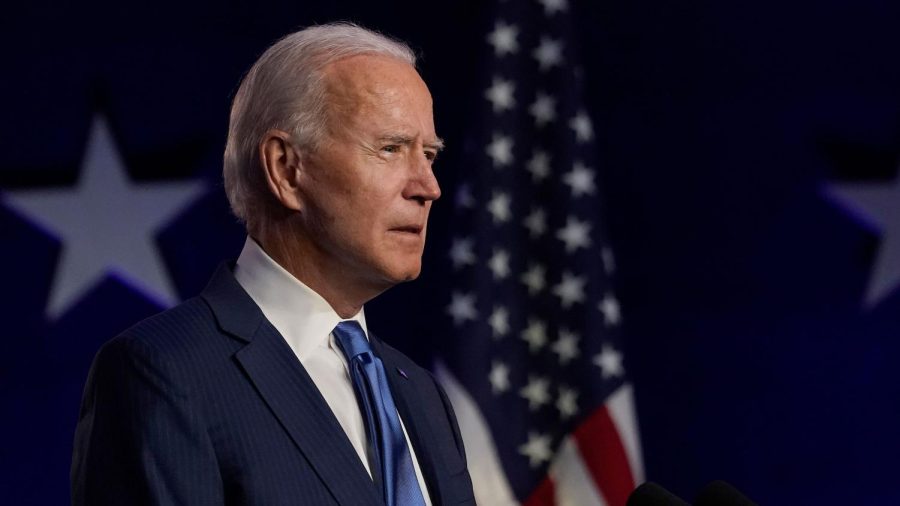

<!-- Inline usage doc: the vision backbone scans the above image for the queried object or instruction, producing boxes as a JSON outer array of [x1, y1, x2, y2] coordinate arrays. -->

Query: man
[[71, 23, 475, 505]]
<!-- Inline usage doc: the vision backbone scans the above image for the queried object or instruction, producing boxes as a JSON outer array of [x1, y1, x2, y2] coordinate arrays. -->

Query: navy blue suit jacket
[[71, 264, 475, 505]]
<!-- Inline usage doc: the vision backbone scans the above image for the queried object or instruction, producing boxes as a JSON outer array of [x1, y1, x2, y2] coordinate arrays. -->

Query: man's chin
[[382, 262, 422, 285], [400, 271, 421, 283], [395, 265, 422, 284]]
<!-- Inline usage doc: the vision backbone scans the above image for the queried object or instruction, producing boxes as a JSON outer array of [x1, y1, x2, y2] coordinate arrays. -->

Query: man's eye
[[425, 151, 438, 162], [382, 145, 400, 153]]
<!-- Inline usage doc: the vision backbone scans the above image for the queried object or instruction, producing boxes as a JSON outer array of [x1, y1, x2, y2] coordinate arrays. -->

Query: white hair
[[222, 22, 417, 230]]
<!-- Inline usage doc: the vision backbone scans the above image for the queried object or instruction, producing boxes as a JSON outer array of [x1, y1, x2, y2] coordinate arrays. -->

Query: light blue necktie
[[333, 321, 426, 506]]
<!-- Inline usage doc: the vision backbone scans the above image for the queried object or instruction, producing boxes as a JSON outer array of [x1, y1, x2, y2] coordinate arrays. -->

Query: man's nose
[[404, 154, 441, 204]]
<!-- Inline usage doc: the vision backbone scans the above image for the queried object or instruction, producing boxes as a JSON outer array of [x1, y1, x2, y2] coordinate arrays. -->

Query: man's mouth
[[390, 225, 423, 235]]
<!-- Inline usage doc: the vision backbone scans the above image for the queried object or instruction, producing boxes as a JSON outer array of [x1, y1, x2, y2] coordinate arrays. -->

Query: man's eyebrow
[[378, 135, 446, 152]]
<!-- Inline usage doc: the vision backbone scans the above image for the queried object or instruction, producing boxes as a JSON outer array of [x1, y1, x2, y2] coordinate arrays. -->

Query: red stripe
[[523, 476, 556, 506], [573, 406, 636, 506]]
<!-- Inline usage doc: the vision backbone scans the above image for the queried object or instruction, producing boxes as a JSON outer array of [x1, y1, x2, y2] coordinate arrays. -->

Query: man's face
[[296, 54, 442, 294]]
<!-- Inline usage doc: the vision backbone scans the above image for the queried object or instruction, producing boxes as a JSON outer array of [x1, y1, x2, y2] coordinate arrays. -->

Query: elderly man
[[71, 23, 474, 506]]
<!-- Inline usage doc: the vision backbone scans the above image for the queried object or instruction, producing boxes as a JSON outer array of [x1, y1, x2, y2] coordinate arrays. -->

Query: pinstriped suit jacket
[[71, 263, 475, 505]]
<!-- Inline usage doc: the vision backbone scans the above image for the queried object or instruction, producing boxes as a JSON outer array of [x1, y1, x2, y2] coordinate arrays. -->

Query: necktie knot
[[333, 320, 372, 361]]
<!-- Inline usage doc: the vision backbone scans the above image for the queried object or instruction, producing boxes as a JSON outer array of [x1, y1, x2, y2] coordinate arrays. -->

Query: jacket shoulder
[[97, 297, 237, 383], [115, 297, 220, 349]]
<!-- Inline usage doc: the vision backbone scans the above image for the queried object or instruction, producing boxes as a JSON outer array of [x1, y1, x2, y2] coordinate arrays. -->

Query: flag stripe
[[550, 436, 609, 506], [573, 403, 636, 506], [607, 384, 644, 484]]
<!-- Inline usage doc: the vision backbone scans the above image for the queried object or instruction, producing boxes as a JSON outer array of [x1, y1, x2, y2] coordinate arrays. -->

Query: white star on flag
[[488, 249, 511, 279], [526, 150, 552, 182], [489, 361, 511, 394], [449, 237, 476, 269], [487, 22, 519, 55], [521, 318, 548, 352], [488, 192, 512, 224], [523, 208, 548, 238], [520, 263, 547, 295], [556, 386, 579, 419], [529, 93, 557, 127], [486, 134, 515, 167], [569, 110, 594, 142], [485, 77, 516, 112], [447, 291, 478, 325], [489, 306, 511, 338], [532, 37, 563, 71], [519, 375, 551, 410], [551, 328, 580, 364], [563, 161, 597, 197], [519, 432, 553, 468], [594, 344, 625, 379], [557, 216, 592, 252], [538, 0, 569, 15], [552, 271, 587, 308], [599, 292, 622, 326]]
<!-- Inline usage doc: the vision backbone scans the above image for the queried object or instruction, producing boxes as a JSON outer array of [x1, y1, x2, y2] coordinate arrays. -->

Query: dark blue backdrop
[[1, 0, 898, 504]]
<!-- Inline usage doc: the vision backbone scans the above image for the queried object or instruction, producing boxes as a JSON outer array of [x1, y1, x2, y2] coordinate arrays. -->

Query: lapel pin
[[397, 367, 408, 379]]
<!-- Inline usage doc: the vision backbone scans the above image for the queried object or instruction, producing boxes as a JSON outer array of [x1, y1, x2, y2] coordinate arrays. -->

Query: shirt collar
[[233, 236, 368, 360]]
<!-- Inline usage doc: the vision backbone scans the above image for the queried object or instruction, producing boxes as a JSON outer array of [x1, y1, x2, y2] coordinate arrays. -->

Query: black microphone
[[627, 482, 690, 506], [694, 480, 758, 506]]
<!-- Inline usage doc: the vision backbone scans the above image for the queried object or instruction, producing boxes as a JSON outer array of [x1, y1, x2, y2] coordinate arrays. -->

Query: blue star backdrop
[[1, 0, 899, 504]]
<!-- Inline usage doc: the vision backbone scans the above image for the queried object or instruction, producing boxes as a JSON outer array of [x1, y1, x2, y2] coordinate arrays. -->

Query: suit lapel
[[371, 336, 447, 506], [202, 264, 382, 506]]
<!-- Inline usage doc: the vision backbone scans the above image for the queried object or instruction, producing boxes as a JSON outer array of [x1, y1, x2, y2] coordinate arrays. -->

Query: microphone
[[627, 482, 690, 506], [694, 480, 758, 506]]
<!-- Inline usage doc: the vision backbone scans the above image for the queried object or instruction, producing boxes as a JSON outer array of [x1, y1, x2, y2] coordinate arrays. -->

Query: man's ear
[[259, 129, 304, 212]]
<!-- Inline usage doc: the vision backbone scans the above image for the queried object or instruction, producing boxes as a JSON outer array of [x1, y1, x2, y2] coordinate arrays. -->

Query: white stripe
[[607, 383, 645, 483], [550, 436, 608, 506], [434, 361, 520, 506]]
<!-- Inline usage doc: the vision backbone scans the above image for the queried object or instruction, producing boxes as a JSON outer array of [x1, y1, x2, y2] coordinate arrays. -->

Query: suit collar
[[200, 262, 263, 342]]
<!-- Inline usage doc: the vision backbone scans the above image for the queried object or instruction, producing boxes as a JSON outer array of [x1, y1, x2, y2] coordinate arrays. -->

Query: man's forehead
[[322, 54, 424, 97], [321, 54, 435, 137]]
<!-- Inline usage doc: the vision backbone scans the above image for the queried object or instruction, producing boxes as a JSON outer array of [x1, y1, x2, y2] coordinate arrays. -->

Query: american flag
[[435, 1, 644, 505]]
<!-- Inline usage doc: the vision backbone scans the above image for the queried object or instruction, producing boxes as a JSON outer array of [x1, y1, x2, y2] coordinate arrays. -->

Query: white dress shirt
[[233, 237, 431, 504]]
